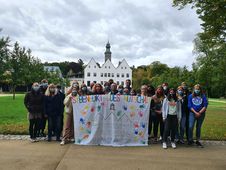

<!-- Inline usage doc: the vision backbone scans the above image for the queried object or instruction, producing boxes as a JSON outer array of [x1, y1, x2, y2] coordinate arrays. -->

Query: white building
[[84, 42, 132, 87]]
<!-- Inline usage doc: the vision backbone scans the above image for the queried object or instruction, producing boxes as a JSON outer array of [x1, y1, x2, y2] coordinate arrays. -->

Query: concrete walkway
[[0, 140, 225, 170]]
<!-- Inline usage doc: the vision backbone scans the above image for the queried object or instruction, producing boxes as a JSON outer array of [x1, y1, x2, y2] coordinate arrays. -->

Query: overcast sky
[[0, 0, 202, 69]]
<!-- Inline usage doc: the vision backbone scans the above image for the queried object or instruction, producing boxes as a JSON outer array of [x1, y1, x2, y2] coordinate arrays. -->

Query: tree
[[0, 36, 10, 85], [173, 0, 226, 49]]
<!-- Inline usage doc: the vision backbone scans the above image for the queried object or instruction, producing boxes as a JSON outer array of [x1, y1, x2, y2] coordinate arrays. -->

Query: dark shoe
[[179, 139, 185, 144], [47, 137, 51, 142], [56, 138, 61, 142], [196, 141, 204, 148], [188, 140, 194, 145], [40, 132, 46, 137]]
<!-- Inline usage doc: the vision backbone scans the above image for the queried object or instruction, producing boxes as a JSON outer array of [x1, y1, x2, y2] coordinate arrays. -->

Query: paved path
[[0, 140, 226, 170]]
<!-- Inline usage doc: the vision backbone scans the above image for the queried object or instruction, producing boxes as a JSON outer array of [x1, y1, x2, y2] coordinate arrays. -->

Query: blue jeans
[[179, 111, 187, 140], [188, 111, 205, 141]]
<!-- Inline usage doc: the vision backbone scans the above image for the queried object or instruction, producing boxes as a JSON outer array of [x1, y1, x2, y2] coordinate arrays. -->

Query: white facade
[[84, 58, 132, 87]]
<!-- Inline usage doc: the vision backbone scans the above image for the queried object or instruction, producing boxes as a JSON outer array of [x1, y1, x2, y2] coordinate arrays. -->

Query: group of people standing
[[24, 79, 208, 149]]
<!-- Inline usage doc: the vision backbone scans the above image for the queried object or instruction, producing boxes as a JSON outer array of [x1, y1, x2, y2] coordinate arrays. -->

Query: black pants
[[156, 114, 164, 138], [29, 119, 40, 139], [48, 115, 61, 139], [148, 115, 158, 137], [185, 111, 189, 141], [163, 115, 178, 143]]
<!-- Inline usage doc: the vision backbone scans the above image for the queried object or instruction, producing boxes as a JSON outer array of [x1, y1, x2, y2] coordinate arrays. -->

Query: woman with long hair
[[188, 84, 208, 147]]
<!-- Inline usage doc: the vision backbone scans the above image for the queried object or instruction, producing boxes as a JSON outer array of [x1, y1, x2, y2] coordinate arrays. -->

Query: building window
[[101, 81, 103, 85], [112, 73, 114, 77], [109, 66, 110, 69], [104, 73, 107, 77], [105, 66, 107, 68], [121, 73, 124, 78], [101, 73, 103, 77], [88, 66, 90, 68], [126, 73, 129, 78], [117, 73, 120, 77], [87, 72, 90, 77], [93, 73, 97, 77], [94, 66, 96, 68], [117, 81, 119, 85], [121, 81, 124, 86], [87, 81, 90, 86], [108, 73, 111, 77], [121, 67, 123, 69]]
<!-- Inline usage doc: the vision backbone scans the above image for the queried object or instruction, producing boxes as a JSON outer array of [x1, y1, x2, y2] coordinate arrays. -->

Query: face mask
[[183, 86, 187, 90], [177, 90, 183, 96], [72, 90, 77, 96], [163, 86, 168, 91], [104, 86, 110, 91], [118, 89, 123, 93], [194, 89, 200, 95], [82, 87, 87, 91], [32, 86, 40, 92], [49, 88, 55, 93], [42, 83, 48, 88]]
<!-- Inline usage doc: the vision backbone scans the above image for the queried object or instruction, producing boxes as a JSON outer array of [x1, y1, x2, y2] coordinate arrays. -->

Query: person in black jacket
[[24, 82, 44, 142], [56, 85, 65, 136], [38, 79, 48, 137], [44, 84, 63, 142]]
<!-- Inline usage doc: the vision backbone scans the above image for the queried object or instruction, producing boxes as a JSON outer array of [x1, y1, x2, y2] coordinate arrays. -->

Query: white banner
[[72, 95, 151, 146]]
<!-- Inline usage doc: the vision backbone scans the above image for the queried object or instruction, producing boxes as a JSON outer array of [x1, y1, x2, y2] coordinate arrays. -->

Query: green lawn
[[0, 95, 226, 140]]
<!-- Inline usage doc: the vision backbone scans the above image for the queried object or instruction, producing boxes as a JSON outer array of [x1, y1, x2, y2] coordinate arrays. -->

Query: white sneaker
[[60, 141, 65, 145], [34, 138, 39, 142], [162, 142, 167, 149], [70, 138, 75, 142], [171, 142, 176, 149], [30, 138, 35, 143]]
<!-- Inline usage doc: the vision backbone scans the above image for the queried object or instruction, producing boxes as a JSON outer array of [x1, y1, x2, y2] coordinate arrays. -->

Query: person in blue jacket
[[188, 84, 208, 147]]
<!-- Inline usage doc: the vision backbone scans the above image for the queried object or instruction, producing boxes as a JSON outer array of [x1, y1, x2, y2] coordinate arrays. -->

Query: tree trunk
[[12, 85, 16, 100]]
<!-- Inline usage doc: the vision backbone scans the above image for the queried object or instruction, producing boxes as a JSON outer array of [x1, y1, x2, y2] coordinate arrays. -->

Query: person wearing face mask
[[44, 84, 63, 142], [103, 82, 111, 94], [56, 85, 65, 136], [60, 86, 78, 145], [24, 82, 44, 142], [149, 85, 165, 144], [188, 84, 208, 147], [125, 79, 132, 93], [80, 84, 90, 96], [109, 83, 118, 95], [117, 85, 124, 95], [162, 82, 169, 96], [38, 79, 49, 137], [162, 88, 181, 149], [175, 86, 187, 144], [181, 82, 191, 142]]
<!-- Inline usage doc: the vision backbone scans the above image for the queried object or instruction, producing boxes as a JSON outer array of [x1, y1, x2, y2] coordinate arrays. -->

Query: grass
[[0, 94, 226, 140]]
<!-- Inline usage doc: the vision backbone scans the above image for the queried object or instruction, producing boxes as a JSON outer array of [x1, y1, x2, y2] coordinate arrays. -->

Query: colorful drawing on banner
[[134, 122, 139, 128], [86, 121, 91, 128], [129, 105, 136, 111], [97, 105, 101, 112], [110, 103, 115, 111], [83, 134, 89, 139], [123, 105, 127, 111], [139, 104, 145, 109], [79, 126, 84, 131], [81, 111, 87, 116], [134, 136, 138, 142], [80, 118, 85, 124], [138, 111, 143, 117], [91, 106, 95, 113], [141, 122, 145, 128], [130, 111, 135, 117]]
